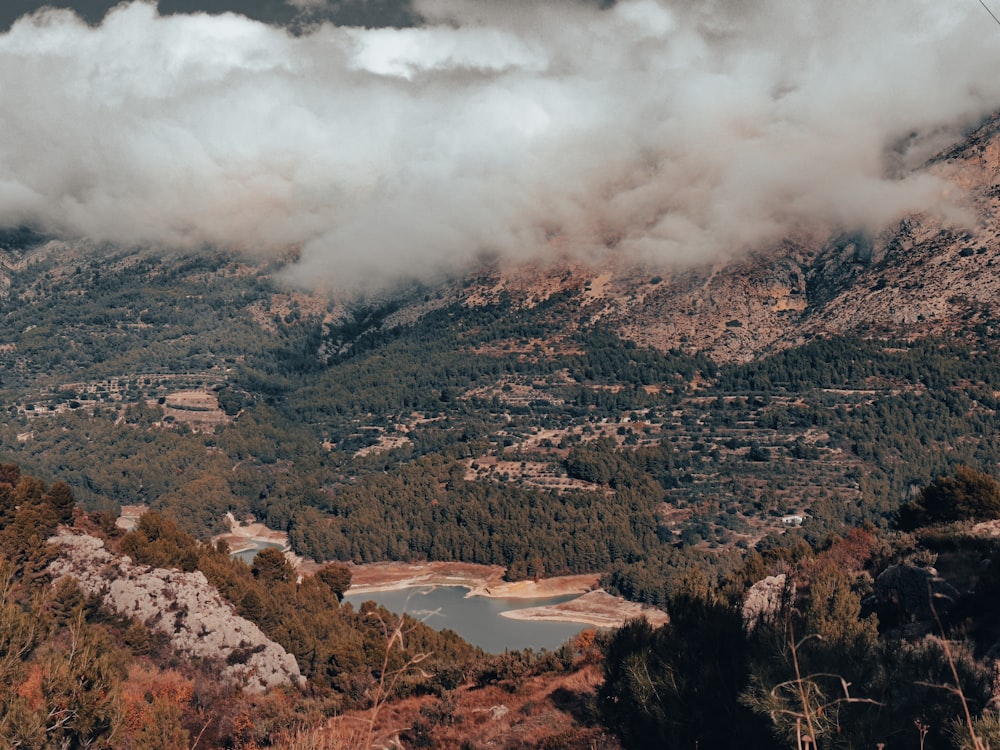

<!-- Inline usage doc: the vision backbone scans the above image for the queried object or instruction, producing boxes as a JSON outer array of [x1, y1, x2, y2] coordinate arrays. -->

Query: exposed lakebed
[[344, 585, 588, 653]]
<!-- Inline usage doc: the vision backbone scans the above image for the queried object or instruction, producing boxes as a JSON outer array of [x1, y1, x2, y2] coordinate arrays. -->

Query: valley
[[5, 0, 1000, 746], [4, 225, 1000, 588]]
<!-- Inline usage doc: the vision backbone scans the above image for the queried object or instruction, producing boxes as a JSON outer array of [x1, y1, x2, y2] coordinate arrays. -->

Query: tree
[[316, 563, 352, 602], [238, 590, 265, 622], [38, 615, 126, 749], [251, 547, 294, 584], [0, 502, 59, 585], [0, 559, 40, 725], [129, 698, 189, 750], [0, 464, 21, 487], [898, 466, 1000, 529], [49, 576, 85, 626], [46, 481, 76, 525], [120, 511, 199, 572], [0, 486, 16, 527], [600, 593, 773, 749], [13, 476, 45, 505]]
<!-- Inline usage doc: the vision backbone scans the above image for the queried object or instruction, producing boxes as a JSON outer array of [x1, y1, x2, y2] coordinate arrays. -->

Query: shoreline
[[345, 562, 666, 629], [499, 590, 670, 629], [207, 538, 668, 630], [466, 574, 603, 600], [345, 561, 600, 600], [345, 561, 505, 595], [216, 514, 290, 548]]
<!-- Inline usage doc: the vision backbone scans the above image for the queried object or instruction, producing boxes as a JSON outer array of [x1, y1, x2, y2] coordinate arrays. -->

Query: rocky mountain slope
[[47, 531, 303, 693], [439, 112, 1000, 364]]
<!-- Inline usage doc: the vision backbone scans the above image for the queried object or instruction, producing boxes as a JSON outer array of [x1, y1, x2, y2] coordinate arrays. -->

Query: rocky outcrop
[[742, 574, 792, 631], [874, 564, 959, 635], [47, 532, 303, 693]]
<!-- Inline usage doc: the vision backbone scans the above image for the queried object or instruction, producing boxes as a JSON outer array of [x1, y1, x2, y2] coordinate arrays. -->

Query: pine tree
[[46, 482, 76, 526], [130, 698, 189, 750], [315, 563, 352, 602], [251, 547, 294, 584]]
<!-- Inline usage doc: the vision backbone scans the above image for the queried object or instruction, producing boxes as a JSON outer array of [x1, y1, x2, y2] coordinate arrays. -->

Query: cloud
[[284, 0, 330, 11], [1, 0, 999, 291]]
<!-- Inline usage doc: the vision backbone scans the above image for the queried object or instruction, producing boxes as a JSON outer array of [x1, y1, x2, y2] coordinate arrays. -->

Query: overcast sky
[[2, 0, 1000, 292]]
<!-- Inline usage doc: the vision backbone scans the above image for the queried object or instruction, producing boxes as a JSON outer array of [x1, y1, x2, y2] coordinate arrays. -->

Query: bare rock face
[[742, 574, 791, 631], [447, 113, 1000, 365], [48, 532, 303, 693]]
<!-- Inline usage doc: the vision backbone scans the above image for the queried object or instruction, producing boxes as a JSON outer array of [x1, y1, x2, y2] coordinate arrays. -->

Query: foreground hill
[[0, 465, 610, 748], [10, 462, 1000, 749]]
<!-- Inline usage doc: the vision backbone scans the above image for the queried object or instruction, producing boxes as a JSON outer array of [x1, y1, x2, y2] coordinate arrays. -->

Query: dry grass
[[270, 660, 617, 750]]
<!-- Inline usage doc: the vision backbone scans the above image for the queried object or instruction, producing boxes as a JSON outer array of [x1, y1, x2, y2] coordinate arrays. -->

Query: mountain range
[[1, 93, 1000, 750]]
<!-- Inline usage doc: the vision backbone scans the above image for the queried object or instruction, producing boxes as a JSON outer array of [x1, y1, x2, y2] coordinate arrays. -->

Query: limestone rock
[[48, 531, 303, 693], [742, 574, 791, 631]]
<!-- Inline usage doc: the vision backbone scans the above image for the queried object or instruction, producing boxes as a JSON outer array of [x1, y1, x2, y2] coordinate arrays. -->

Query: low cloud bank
[[2, 0, 999, 290]]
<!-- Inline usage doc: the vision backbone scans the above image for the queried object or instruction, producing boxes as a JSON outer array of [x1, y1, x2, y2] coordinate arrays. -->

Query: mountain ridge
[[417, 111, 1000, 365]]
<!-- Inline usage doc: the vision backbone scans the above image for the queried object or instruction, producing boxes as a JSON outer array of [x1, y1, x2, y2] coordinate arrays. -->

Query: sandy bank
[[346, 561, 600, 599], [346, 561, 504, 595], [216, 514, 289, 549], [466, 574, 601, 599], [500, 590, 669, 629]]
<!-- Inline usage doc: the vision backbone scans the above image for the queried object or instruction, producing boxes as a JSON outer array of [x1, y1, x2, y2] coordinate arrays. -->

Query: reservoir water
[[231, 540, 285, 564], [343, 585, 588, 653]]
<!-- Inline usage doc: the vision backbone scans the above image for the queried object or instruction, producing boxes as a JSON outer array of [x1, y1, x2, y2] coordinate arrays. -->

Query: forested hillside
[[0, 464, 603, 748], [1, 145, 1000, 749], [1, 233, 1000, 597]]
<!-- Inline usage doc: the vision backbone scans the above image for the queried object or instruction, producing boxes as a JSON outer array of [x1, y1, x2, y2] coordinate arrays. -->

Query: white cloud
[[1, 0, 999, 291]]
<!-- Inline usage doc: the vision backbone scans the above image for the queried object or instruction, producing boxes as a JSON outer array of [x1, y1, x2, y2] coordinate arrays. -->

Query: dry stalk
[[276, 606, 436, 749], [927, 586, 988, 750], [768, 630, 879, 750], [361, 610, 431, 749], [915, 718, 929, 750]]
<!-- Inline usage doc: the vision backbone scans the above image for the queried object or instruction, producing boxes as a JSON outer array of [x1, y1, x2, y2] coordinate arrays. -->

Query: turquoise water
[[343, 585, 588, 653], [231, 540, 285, 564]]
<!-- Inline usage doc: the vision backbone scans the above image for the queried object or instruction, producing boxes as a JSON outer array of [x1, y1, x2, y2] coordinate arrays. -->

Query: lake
[[230, 540, 285, 564], [343, 585, 588, 653]]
